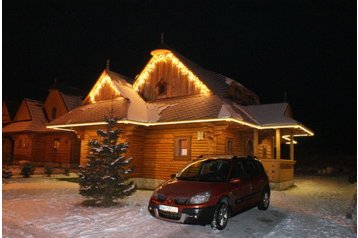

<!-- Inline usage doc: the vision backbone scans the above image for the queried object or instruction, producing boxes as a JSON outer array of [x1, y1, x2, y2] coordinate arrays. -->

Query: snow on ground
[[2, 175, 356, 238]]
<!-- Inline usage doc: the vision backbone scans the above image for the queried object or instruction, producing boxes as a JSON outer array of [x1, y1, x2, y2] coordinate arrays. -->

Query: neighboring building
[[2, 101, 12, 126], [2, 100, 18, 163], [2, 88, 83, 167], [48, 46, 313, 189]]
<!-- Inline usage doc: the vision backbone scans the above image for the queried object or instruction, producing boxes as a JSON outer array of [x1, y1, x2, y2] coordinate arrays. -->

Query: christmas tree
[[79, 116, 136, 206]]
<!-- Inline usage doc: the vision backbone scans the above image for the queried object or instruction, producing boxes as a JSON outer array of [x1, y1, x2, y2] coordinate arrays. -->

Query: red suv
[[148, 155, 270, 230]]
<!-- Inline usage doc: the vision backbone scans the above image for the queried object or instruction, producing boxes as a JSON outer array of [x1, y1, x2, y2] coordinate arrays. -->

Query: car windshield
[[177, 159, 230, 182]]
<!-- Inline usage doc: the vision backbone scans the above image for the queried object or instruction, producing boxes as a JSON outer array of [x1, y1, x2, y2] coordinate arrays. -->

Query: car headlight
[[189, 191, 211, 204]]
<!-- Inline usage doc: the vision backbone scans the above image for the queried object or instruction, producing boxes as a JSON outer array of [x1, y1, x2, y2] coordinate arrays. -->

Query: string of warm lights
[[133, 51, 211, 95], [87, 73, 121, 103], [47, 117, 314, 137]]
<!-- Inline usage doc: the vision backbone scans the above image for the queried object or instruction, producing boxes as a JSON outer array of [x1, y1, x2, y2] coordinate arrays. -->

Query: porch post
[[253, 129, 259, 157], [275, 129, 281, 160], [290, 134, 294, 161]]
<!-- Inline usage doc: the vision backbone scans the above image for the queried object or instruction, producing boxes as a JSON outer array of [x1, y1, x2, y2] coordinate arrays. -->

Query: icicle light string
[[133, 52, 211, 95]]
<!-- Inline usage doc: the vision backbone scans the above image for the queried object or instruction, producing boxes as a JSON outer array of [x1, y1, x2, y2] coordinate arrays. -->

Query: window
[[174, 137, 191, 160], [51, 107, 57, 120], [245, 159, 264, 177], [53, 138, 60, 151], [246, 140, 253, 156], [177, 159, 230, 182], [157, 78, 167, 96], [17, 135, 29, 149], [231, 160, 248, 179], [226, 138, 233, 154]]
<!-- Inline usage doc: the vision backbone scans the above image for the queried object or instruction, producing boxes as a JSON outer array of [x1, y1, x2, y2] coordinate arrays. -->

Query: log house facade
[[48, 46, 313, 189], [2, 88, 82, 167]]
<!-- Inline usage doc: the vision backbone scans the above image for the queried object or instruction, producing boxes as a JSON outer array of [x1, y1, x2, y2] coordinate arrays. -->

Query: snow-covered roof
[[246, 103, 299, 126], [3, 99, 52, 133], [47, 52, 312, 136], [49, 98, 128, 126], [170, 48, 259, 100], [60, 93, 83, 111]]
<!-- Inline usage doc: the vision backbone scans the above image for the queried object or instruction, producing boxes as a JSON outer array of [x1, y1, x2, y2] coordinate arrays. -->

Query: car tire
[[257, 188, 270, 210], [211, 199, 229, 230]]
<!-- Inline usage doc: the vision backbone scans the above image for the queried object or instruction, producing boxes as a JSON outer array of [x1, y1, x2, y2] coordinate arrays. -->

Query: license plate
[[159, 205, 178, 213]]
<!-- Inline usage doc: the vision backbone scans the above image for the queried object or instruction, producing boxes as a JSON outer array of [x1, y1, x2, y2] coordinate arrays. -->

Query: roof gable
[[83, 70, 130, 104], [3, 99, 52, 133], [133, 49, 211, 100], [2, 101, 11, 124], [60, 93, 83, 111], [14, 99, 32, 122], [44, 90, 68, 121]]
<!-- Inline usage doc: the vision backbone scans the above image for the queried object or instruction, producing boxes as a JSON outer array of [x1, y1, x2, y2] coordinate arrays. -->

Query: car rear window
[[177, 159, 230, 182]]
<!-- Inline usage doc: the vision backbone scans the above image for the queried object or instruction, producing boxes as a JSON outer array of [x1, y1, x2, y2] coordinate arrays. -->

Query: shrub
[[44, 165, 54, 177], [2, 169, 12, 179], [63, 168, 70, 176], [20, 163, 35, 178]]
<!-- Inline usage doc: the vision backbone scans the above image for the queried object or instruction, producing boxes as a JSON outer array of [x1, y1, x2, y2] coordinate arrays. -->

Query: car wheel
[[211, 199, 229, 230], [257, 188, 270, 210]]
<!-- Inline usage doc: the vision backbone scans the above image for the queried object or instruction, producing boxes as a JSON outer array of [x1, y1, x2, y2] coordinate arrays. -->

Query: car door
[[245, 159, 265, 204], [229, 159, 252, 212]]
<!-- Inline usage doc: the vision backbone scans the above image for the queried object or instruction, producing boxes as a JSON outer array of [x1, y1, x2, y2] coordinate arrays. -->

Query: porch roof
[[246, 103, 299, 126]]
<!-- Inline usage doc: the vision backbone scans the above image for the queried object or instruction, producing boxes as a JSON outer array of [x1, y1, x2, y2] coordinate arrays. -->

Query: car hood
[[156, 178, 220, 197]]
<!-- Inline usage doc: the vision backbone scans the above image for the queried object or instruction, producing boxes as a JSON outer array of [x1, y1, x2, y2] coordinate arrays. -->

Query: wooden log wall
[[13, 134, 33, 162], [31, 134, 46, 163], [78, 123, 268, 181], [258, 138, 273, 160]]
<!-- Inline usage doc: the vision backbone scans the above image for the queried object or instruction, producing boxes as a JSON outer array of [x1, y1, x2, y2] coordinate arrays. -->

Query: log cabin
[[3, 101, 15, 163], [2, 88, 83, 167], [48, 46, 314, 189]]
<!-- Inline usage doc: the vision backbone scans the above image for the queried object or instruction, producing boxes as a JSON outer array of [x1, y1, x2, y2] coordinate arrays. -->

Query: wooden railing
[[260, 159, 296, 183]]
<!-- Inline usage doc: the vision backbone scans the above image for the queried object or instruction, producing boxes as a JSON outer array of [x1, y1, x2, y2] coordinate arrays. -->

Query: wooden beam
[[290, 134, 294, 161], [253, 129, 258, 157], [275, 129, 281, 160]]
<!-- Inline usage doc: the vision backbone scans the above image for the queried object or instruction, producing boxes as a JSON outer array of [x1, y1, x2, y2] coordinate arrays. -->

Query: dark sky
[[3, 0, 357, 156]]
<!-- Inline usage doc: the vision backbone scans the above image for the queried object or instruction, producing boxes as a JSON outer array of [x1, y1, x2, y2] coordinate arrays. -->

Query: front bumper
[[148, 201, 216, 225]]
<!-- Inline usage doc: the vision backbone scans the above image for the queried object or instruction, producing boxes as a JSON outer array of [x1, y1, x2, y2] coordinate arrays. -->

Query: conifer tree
[[79, 116, 136, 206]]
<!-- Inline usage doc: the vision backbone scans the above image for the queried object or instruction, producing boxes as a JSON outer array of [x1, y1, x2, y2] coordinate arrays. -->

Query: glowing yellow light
[[282, 135, 298, 144], [84, 72, 121, 104], [47, 117, 313, 137], [133, 51, 211, 95]]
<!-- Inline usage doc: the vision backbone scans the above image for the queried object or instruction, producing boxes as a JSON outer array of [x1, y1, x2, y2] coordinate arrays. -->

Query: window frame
[[225, 138, 234, 155], [174, 136, 192, 160], [53, 138, 60, 151]]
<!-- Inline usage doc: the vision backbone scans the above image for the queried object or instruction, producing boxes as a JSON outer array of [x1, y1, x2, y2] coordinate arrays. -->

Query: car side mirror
[[170, 174, 176, 179], [230, 178, 241, 184]]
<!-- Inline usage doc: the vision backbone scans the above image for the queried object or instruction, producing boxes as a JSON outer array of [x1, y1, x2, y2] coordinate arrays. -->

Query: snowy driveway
[[2, 175, 356, 238]]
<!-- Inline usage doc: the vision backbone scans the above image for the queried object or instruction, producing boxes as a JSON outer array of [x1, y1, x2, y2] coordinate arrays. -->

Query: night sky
[[3, 0, 357, 158]]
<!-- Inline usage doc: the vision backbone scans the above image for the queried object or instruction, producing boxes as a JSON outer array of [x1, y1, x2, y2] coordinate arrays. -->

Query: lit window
[[53, 139, 60, 151], [17, 135, 29, 149], [174, 137, 191, 160]]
